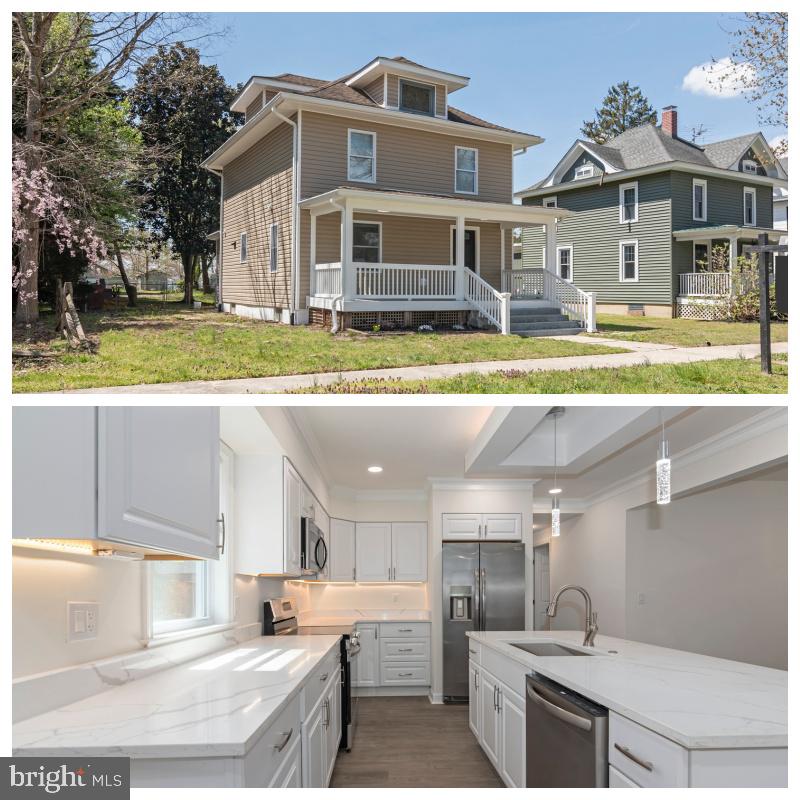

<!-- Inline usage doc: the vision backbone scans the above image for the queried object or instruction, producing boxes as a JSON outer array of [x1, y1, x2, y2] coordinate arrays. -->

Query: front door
[[452, 229, 477, 272]]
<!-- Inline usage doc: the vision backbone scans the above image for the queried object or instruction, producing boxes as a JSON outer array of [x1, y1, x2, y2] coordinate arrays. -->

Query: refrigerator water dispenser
[[448, 586, 473, 621]]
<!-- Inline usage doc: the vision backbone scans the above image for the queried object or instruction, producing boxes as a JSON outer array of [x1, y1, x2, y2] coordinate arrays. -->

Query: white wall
[[625, 465, 787, 669]]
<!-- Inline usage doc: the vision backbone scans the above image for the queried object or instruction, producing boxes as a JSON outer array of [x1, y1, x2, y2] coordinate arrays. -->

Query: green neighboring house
[[516, 106, 787, 319]]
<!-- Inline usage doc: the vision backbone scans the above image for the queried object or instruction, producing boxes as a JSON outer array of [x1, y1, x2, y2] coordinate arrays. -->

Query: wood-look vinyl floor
[[330, 696, 504, 788]]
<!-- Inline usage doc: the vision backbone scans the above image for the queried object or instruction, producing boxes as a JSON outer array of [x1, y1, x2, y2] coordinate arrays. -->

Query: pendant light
[[546, 407, 565, 536], [656, 409, 671, 505]]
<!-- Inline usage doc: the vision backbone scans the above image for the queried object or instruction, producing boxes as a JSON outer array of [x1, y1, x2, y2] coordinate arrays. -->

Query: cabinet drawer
[[243, 693, 301, 787], [381, 663, 430, 686], [609, 712, 688, 788], [304, 646, 341, 717], [380, 622, 430, 638], [380, 638, 429, 661], [268, 735, 302, 788], [609, 765, 639, 787]]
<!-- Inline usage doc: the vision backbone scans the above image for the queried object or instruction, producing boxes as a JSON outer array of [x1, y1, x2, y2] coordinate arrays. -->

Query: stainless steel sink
[[510, 642, 594, 657]]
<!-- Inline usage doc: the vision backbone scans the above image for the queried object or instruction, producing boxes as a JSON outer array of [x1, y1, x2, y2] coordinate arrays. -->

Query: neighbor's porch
[[299, 187, 594, 333]]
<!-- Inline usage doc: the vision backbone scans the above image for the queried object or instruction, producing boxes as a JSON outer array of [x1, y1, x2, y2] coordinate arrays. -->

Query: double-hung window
[[352, 221, 381, 263], [619, 181, 638, 223], [557, 245, 573, 282], [743, 187, 757, 226], [399, 80, 434, 116], [692, 179, 707, 222], [742, 159, 758, 174], [455, 147, 478, 194], [574, 163, 593, 180], [269, 223, 278, 273], [619, 240, 639, 282], [348, 130, 376, 183], [240, 232, 248, 262], [543, 197, 557, 208]]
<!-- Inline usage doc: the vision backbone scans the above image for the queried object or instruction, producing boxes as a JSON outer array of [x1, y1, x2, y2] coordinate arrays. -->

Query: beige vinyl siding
[[386, 74, 399, 107], [363, 75, 385, 105], [300, 111, 513, 202], [222, 122, 294, 308], [435, 84, 447, 117], [245, 95, 263, 123]]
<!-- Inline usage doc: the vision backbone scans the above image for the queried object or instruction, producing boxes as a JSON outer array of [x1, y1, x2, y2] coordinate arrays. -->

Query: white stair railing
[[518, 267, 596, 333], [501, 268, 545, 298], [464, 268, 510, 334]]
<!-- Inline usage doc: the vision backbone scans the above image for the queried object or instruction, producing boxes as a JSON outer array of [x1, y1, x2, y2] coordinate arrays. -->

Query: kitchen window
[[455, 147, 478, 194], [619, 240, 639, 282], [692, 179, 707, 222], [399, 79, 434, 116], [147, 446, 233, 641], [348, 129, 376, 183], [557, 245, 573, 282], [352, 221, 381, 263], [239, 232, 248, 263], [743, 187, 757, 226], [269, 222, 278, 273], [619, 181, 638, 223], [574, 163, 593, 180]]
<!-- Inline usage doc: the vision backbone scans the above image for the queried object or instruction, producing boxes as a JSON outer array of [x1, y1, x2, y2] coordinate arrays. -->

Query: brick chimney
[[662, 106, 678, 138]]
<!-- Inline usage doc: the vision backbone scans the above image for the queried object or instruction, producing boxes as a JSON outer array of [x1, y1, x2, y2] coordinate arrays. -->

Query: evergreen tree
[[581, 82, 657, 144]]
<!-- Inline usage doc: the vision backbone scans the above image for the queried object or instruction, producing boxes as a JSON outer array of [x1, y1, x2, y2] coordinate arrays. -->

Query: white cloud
[[681, 57, 756, 98]]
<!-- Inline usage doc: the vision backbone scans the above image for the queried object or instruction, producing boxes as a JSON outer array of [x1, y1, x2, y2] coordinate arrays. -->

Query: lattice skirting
[[309, 308, 470, 331], [675, 298, 727, 321]]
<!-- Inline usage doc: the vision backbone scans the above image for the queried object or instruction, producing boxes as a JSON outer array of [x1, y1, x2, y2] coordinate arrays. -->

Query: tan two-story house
[[202, 57, 595, 336]]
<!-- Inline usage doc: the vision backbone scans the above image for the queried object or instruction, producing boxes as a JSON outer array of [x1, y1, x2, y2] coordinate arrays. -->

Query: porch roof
[[298, 186, 573, 227], [672, 225, 784, 241]]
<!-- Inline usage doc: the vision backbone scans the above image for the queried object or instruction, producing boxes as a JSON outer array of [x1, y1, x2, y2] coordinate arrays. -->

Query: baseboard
[[428, 691, 444, 704], [354, 686, 430, 698]]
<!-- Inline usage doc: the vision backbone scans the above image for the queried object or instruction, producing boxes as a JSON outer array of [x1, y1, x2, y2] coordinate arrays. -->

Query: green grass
[[296, 357, 788, 394], [593, 314, 788, 347], [12, 299, 623, 392]]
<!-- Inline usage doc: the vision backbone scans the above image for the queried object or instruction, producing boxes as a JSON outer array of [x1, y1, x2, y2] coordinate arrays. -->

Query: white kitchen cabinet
[[609, 766, 639, 787], [468, 661, 481, 739], [353, 623, 380, 687], [12, 407, 221, 560], [302, 695, 327, 788], [391, 522, 427, 581], [324, 670, 341, 785], [355, 523, 392, 581], [498, 684, 526, 788], [329, 519, 356, 582], [283, 461, 303, 576], [442, 513, 522, 542], [479, 670, 501, 768], [269, 736, 302, 787]]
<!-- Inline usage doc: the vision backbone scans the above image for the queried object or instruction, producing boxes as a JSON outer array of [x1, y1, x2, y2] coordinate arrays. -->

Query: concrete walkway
[[64, 337, 788, 394]]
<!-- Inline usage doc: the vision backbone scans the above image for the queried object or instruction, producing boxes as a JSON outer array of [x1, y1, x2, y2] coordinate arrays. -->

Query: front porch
[[299, 187, 596, 334]]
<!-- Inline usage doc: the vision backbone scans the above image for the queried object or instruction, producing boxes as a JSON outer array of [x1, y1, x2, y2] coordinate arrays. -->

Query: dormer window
[[399, 79, 435, 116], [574, 163, 593, 180], [742, 158, 759, 174]]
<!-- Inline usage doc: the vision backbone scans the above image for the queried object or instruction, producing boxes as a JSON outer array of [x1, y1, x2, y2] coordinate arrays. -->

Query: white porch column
[[728, 235, 737, 296], [545, 218, 557, 273], [455, 214, 465, 299], [341, 200, 354, 300], [309, 211, 317, 296]]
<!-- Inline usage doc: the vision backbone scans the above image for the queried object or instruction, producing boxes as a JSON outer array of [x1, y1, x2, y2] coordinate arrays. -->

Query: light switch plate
[[67, 602, 99, 642]]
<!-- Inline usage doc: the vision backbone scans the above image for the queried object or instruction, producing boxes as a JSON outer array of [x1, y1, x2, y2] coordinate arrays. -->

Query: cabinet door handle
[[274, 729, 293, 752], [398, 628, 413, 633], [613, 743, 653, 772], [473, 670, 479, 690], [398, 672, 414, 677], [217, 513, 226, 555], [493, 685, 498, 711], [322, 699, 329, 728], [374, 627, 378, 639], [398, 648, 413, 653], [352, 567, 356, 581]]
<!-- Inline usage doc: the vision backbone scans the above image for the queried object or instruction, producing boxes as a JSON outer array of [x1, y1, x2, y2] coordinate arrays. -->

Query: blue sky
[[205, 12, 786, 192]]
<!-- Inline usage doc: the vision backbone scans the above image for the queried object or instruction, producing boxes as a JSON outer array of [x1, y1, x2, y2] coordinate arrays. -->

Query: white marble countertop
[[12, 635, 340, 759], [468, 630, 787, 750], [299, 608, 430, 625]]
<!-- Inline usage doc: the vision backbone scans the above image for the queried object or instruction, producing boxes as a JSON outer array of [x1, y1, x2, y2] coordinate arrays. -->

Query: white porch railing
[[503, 268, 595, 332], [678, 272, 731, 296], [313, 262, 343, 297], [354, 262, 458, 299], [465, 268, 510, 334], [501, 268, 544, 298]]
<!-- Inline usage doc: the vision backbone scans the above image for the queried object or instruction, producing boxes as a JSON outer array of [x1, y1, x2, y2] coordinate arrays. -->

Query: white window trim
[[742, 158, 759, 174], [269, 222, 278, 273], [542, 196, 558, 208], [574, 163, 593, 180], [542, 246, 546, 268], [619, 239, 639, 283], [454, 146, 479, 195], [352, 219, 383, 263], [347, 128, 376, 183], [556, 243, 573, 282], [239, 232, 247, 263], [618, 181, 639, 224], [692, 178, 708, 222], [449, 224, 481, 275], [743, 186, 757, 227], [398, 78, 436, 116]]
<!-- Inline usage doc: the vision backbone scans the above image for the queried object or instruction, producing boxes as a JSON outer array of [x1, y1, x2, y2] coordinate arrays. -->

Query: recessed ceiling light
[[367, 465, 383, 473], [548, 487, 562, 495]]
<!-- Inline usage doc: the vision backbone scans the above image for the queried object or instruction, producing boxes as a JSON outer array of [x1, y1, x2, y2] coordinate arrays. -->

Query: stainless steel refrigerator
[[442, 541, 525, 702]]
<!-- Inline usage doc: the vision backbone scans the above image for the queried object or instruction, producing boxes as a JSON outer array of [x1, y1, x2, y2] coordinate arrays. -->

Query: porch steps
[[509, 306, 584, 337]]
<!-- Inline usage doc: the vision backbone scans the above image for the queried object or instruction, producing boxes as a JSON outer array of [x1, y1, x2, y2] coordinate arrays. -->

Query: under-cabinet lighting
[[12, 538, 97, 556]]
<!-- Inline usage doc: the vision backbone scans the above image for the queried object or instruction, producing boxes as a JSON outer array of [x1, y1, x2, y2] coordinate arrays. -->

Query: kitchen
[[10, 405, 788, 788]]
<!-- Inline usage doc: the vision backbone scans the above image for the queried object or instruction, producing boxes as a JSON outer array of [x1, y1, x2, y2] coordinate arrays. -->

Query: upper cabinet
[[13, 407, 222, 560], [329, 518, 356, 582], [442, 513, 521, 542], [391, 522, 428, 582], [354, 522, 427, 582], [355, 522, 392, 582]]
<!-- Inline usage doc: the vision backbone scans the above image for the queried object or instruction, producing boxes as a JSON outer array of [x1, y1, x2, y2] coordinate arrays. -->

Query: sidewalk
[[64, 338, 788, 394]]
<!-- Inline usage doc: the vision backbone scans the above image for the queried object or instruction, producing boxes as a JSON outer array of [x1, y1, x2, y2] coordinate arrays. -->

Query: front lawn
[[296, 357, 788, 394], [593, 314, 788, 347], [12, 300, 623, 392]]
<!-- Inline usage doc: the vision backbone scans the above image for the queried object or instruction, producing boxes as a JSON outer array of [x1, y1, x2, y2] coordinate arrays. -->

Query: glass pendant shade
[[551, 496, 561, 537], [656, 439, 671, 505]]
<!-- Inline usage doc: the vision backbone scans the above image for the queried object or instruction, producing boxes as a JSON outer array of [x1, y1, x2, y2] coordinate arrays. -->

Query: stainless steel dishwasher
[[526, 672, 609, 787]]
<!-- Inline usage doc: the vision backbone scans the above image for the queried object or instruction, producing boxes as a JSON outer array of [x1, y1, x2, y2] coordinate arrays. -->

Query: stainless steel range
[[263, 597, 360, 751]]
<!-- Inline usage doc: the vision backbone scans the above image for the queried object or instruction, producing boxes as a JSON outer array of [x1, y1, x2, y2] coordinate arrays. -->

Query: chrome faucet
[[546, 584, 598, 647]]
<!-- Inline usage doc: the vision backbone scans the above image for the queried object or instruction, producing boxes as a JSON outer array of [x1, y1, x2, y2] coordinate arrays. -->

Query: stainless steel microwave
[[301, 516, 328, 574]]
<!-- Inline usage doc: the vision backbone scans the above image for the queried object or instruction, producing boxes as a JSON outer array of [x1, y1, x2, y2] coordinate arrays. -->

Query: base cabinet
[[468, 661, 480, 738], [498, 685, 526, 788], [269, 736, 302, 788], [479, 672, 501, 768], [353, 624, 379, 687], [355, 623, 431, 690], [302, 669, 341, 788]]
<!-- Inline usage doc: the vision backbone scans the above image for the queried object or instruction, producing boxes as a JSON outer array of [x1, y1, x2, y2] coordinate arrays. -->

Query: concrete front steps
[[509, 303, 585, 337]]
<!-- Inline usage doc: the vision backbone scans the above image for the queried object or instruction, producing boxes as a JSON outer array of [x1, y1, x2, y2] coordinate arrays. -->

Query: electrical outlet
[[67, 602, 99, 642], [637, 593, 646, 605]]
